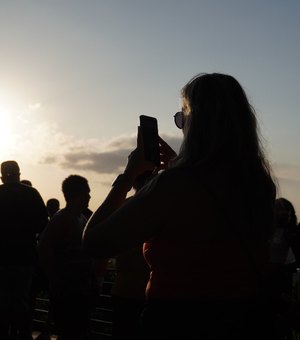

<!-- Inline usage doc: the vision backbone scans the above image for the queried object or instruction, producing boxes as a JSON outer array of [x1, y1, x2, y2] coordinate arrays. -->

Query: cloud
[[9, 112, 182, 175], [78, 134, 179, 174], [41, 133, 136, 173], [28, 103, 41, 111], [61, 149, 132, 173], [11, 114, 299, 184], [42, 132, 182, 174], [3, 93, 184, 172]]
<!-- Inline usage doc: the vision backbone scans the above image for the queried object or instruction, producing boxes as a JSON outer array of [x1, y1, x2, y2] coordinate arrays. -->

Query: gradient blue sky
[[0, 0, 299, 215]]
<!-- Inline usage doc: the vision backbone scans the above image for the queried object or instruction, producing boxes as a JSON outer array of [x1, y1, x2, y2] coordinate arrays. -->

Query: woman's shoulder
[[160, 165, 211, 182], [144, 166, 209, 194]]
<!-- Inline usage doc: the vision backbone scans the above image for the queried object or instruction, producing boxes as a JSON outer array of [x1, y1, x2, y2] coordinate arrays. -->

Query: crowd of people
[[0, 162, 107, 340], [1, 72, 300, 340]]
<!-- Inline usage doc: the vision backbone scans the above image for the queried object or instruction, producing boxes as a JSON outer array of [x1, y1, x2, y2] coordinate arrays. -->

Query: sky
[[0, 0, 299, 216]]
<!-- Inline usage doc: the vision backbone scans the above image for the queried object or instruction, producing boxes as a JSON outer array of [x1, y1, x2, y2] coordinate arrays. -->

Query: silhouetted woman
[[83, 73, 277, 339]]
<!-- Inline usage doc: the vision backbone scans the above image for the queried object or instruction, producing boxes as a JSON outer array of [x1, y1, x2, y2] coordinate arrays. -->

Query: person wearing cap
[[0, 160, 49, 340]]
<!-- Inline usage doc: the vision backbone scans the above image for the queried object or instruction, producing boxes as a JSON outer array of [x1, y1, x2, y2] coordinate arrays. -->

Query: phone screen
[[139, 115, 160, 166]]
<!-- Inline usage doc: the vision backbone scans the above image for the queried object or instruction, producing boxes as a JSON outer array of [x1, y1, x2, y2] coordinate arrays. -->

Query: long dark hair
[[176, 73, 270, 172], [174, 73, 277, 240]]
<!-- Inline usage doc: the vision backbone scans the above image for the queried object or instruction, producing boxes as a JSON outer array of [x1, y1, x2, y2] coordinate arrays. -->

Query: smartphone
[[139, 115, 160, 166]]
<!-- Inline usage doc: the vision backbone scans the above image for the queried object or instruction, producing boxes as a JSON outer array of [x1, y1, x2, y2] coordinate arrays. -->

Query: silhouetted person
[[20, 179, 33, 187], [80, 206, 107, 296], [272, 198, 300, 268], [37, 175, 98, 340], [83, 73, 277, 339], [0, 160, 48, 340], [31, 198, 61, 340], [46, 198, 60, 219], [11, 178, 33, 339], [268, 197, 298, 339], [111, 171, 152, 339], [271, 198, 298, 270], [293, 223, 300, 269]]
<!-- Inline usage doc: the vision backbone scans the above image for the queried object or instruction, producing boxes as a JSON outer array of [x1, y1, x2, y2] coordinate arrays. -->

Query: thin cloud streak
[[61, 149, 132, 173], [13, 118, 298, 184], [33, 123, 299, 183]]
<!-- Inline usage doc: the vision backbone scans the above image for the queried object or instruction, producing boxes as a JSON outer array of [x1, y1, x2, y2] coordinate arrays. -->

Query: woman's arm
[[85, 128, 156, 233], [86, 172, 134, 231], [82, 130, 176, 259], [82, 174, 165, 258]]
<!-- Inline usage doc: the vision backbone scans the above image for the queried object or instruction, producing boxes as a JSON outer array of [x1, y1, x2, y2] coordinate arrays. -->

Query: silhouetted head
[[62, 175, 90, 212], [1, 160, 20, 184], [20, 179, 32, 186], [176, 73, 264, 168], [46, 198, 60, 218], [275, 197, 297, 228]]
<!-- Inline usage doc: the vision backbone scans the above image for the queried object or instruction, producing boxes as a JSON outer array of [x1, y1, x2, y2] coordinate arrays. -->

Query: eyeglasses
[[174, 111, 184, 129]]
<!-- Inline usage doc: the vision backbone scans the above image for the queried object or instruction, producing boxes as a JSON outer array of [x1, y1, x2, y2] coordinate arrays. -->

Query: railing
[[32, 264, 116, 339], [33, 264, 300, 339]]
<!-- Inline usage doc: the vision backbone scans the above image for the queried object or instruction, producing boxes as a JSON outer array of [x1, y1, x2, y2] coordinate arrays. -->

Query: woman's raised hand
[[124, 129, 178, 183], [124, 127, 157, 183]]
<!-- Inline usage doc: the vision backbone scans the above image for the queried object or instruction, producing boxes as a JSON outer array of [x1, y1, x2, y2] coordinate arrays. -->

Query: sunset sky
[[0, 1, 299, 216]]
